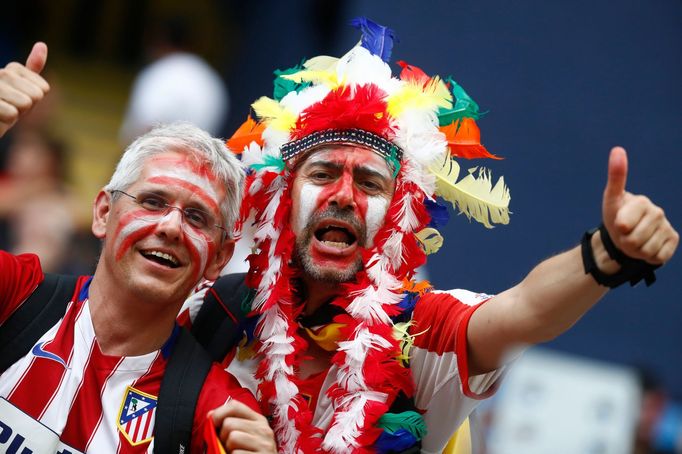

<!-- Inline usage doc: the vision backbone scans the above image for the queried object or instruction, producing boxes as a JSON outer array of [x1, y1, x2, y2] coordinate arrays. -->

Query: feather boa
[[242, 156, 430, 452]]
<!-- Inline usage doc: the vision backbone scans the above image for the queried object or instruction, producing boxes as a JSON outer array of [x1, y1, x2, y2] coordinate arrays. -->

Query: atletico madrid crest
[[117, 386, 157, 445]]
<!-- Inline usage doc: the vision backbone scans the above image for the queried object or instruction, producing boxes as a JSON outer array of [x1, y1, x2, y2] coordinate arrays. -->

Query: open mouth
[[141, 250, 180, 268], [314, 224, 357, 249]]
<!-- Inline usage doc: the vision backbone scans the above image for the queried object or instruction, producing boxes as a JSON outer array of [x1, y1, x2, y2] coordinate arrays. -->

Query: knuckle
[[635, 194, 651, 205]]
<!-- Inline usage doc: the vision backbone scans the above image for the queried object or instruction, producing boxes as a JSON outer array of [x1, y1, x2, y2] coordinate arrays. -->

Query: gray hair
[[104, 122, 245, 235]]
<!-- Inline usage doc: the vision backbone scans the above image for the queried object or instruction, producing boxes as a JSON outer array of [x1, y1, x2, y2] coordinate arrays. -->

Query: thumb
[[603, 146, 628, 212], [25, 42, 48, 74]]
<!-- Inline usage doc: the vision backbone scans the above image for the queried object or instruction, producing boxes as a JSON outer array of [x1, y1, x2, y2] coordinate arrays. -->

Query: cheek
[[364, 196, 389, 245], [114, 217, 157, 260], [183, 232, 212, 282], [294, 183, 323, 235]]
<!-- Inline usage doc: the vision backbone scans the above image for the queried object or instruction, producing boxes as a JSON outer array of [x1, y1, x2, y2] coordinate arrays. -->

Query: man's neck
[[87, 274, 180, 357], [301, 275, 342, 316]]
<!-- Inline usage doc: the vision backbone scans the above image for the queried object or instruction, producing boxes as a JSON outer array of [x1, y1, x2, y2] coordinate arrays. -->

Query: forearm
[[467, 232, 616, 374], [507, 238, 611, 343]]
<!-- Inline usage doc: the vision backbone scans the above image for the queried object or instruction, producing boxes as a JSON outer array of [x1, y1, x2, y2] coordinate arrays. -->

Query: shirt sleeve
[[0, 250, 44, 325], [408, 289, 506, 452], [191, 364, 261, 452]]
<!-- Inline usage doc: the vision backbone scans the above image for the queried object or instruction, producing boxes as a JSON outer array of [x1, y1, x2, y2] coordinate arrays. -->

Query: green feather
[[388, 146, 401, 178], [273, 62, 312, 101], [437, 76, 484, 126], [377, 411, 427, 439], [250, 155, 285, 173]]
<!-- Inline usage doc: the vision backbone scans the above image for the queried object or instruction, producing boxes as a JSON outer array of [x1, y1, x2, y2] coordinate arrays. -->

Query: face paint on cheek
[[364, 196, 389, 246], [183, 230, 210, 282], [114, 217, 158, 260], [295, 182, 323, 235]]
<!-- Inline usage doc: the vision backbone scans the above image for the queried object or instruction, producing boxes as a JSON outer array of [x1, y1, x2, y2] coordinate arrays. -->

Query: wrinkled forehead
[[296, 145, 393, 179]]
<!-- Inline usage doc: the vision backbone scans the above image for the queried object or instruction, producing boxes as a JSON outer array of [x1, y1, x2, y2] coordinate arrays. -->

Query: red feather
[[292, 84, 394, 139]]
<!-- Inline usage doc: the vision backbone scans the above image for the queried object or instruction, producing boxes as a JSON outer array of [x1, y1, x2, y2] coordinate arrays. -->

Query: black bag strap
[[155, 326, 213, 454], [191, 272, 251, 362], [0, 273, 78, 373], [155, 273, 250, 452]]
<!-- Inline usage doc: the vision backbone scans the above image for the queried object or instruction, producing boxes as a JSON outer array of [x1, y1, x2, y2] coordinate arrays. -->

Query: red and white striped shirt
[[0, 251, 258, 453]]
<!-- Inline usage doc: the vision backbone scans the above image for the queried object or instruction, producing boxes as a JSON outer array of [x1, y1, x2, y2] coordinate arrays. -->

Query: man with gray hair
[[0, 43, 275, 453]]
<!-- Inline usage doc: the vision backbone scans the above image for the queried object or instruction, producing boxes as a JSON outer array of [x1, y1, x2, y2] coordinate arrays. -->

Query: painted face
[[97, 151, 230, 303], [290, 145, 395, 282]]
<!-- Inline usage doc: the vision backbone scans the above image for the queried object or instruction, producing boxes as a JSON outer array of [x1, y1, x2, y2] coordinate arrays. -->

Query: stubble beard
[[294, 207, 367, 283]]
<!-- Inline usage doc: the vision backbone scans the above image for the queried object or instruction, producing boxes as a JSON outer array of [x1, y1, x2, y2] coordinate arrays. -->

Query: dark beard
[[294, 206, 367, 283]]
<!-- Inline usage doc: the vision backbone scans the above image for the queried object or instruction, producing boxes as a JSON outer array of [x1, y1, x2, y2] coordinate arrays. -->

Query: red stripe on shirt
[[7, 300, 86, 418], [61, 345, 124, 451]]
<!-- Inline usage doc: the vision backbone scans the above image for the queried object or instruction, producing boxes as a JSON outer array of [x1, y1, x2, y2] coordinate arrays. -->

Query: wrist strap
[[581, 224, 659, 288]]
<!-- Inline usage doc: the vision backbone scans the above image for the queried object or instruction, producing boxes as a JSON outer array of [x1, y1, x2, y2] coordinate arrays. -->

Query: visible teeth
[[322, 241, 349, 248], [147, 251, 179, 265]]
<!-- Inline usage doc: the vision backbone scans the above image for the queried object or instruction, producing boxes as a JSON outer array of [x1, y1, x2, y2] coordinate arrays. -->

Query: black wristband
[[581, 225, 659, 288]]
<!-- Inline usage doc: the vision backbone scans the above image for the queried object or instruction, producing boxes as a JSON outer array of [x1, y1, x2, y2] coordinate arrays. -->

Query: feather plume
[[437, 76, 483, 125], [280, 67, 339, 88], [415, 227, 444, 254], [396, 61, 430, 84], [227, 116, 265, 153], [349, 17, 396, 62], [440, 118, 502, 160], [387, 76, 451, 118], [304, 55, 339, 71], [251, 96, 297, 132], [273, 64, 311, 101], [291, 84, 392, 139], [430, 157, 511, 228], [335, 46, 398, 91]]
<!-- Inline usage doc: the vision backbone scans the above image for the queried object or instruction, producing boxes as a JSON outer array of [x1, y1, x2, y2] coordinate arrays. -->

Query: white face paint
[[364, 196, 390, 246], [294, 181, 323, 236]]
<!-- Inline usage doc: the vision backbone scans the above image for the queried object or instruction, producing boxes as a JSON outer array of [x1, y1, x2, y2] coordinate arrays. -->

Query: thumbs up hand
[[0, 42, 50, 137], [601, 147, 678, 265]]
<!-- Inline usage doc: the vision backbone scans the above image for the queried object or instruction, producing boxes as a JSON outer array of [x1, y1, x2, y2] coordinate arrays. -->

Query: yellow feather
[[281, 65, 339, 88], [393, 321, 428, 366], [387, 76, 452, 118], [430, 157, 511, 228], [251, 96, 297, 132], [415, 228, 444, 255], [303, 55, 339, 71]]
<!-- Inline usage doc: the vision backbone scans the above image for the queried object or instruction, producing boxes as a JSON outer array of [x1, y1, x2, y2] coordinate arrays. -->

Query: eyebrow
[[305, 159, 392, 181], [136, 185, 218, 215]]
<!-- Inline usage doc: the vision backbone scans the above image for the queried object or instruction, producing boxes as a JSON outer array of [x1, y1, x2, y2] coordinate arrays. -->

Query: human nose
[[328, 172, 356, 210], [155, 206, 184, 240]]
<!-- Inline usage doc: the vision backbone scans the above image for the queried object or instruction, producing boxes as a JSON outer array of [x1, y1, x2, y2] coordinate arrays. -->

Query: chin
[[300, 255, 362, 283]]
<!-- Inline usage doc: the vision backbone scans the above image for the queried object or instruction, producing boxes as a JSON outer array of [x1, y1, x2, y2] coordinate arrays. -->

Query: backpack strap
[[191, 272, 251, 362], [0, 273, 78, 373], [155, 326, 213, 454]]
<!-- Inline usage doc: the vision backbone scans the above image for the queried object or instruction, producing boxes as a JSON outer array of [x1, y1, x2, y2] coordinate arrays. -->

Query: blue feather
[[425, 199, 450, 228], [375, 429, 418, 453], [349, 17, 396, 62]]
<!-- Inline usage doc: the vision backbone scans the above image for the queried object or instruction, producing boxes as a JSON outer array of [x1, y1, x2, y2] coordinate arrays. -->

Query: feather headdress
[[227, 17, 511, 453]]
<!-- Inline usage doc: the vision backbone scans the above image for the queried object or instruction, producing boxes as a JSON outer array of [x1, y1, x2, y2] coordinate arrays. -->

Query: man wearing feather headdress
[[183, 18, 679, 453]]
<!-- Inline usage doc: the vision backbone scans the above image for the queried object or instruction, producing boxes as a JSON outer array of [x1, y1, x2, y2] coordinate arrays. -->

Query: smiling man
[[181, 19, 679, 453], [0, 44, 275, 453]]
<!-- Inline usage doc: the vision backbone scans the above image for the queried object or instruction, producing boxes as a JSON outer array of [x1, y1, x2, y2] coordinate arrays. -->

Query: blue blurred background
[[1, 0, 680, 402]]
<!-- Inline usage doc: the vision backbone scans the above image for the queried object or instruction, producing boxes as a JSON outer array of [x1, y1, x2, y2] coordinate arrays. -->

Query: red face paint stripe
[[146, 176, 221, 217], [115, 211, 153, 238], [150, 155, 219, 184], [115, 224, 157, 261]]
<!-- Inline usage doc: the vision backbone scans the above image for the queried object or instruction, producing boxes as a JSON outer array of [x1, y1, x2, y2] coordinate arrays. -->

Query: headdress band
[[281, 128, 403, 169]]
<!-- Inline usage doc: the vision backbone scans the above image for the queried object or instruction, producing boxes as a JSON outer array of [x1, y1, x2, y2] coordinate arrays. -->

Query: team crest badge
[[117, 386, 157, 445]]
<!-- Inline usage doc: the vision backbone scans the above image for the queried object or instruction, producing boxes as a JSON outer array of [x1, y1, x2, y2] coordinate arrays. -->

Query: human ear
[[91, 190, 111, 239], [204, 238, 235, 281]]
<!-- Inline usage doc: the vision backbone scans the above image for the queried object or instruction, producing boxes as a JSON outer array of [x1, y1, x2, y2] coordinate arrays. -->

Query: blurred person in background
[[119, 15, 229, 145], [0, 129, 79, 273]]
